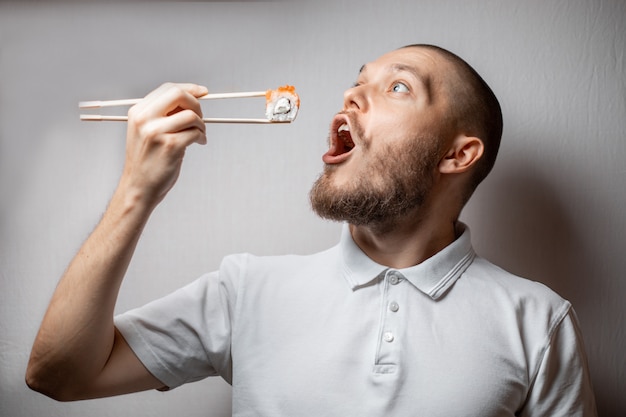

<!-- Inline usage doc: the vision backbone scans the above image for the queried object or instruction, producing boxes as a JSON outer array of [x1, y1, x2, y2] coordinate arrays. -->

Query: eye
[[391, 82, 410, 93]]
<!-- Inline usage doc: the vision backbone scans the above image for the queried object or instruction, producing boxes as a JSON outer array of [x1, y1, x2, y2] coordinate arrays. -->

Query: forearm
[[26, 83, 208, 400], [26, 185, 154, 399]]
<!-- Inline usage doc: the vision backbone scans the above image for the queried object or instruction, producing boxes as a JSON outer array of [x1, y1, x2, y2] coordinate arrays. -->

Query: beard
[[309, 129, 443, 230]]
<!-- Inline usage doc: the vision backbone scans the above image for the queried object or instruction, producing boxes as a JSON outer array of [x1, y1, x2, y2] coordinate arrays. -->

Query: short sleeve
[[114, 268, 237, 389], [520, 308, 598, 416]]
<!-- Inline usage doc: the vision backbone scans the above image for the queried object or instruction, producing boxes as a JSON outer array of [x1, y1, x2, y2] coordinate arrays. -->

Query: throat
[[349, 216, 457, 269]]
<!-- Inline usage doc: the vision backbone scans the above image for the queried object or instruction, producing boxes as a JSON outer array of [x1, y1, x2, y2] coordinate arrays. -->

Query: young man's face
[[310, 47, 454, 226]]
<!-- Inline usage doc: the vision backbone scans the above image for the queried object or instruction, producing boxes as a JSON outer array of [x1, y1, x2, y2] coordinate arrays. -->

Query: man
[[26, 45, 597, 416]]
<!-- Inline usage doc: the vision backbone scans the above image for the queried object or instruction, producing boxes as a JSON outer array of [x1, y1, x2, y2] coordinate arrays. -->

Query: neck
[[349, 209, 457, 269]]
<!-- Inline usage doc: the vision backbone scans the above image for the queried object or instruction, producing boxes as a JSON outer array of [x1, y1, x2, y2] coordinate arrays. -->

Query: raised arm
[[26, 83, 209, 401]]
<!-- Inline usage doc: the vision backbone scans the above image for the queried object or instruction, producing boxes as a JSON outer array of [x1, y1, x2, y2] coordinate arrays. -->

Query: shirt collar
[[339, 222, 475, 300]]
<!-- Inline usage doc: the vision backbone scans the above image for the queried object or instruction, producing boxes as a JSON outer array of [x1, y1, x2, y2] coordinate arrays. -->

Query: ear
[[439, 135, 484, 174]]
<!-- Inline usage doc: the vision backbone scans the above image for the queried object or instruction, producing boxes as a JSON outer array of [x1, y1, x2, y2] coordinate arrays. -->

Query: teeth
[[335, 121, 354, 151]]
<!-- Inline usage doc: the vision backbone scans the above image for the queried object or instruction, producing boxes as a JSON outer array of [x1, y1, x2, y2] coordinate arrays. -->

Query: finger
[[149, 109, 208, 146], [143, 83, 209, 102], [164, 108, 206, 135], [161, 127, 208, 149], [154, 84, 205, 119], [136, 83, 208, 120]]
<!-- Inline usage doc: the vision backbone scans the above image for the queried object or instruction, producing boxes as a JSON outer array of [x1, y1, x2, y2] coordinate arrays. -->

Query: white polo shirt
[[115, 223, 597, 416]]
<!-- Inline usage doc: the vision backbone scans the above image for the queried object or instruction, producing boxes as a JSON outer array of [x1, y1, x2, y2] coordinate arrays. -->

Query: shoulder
[[217, 245, 342, 286], [466, 256, 568, 305], [461, 256, 572, 335], [456, 256, 579, 380]]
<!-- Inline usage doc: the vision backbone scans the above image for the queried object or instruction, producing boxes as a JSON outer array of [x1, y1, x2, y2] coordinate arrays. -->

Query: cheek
[[374, 110, 421, 142]]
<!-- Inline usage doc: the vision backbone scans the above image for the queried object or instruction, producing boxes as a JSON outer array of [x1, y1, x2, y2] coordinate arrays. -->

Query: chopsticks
[[79, 91, 266, 108], [79, 115, 286, 124], [79, 90, 289, 124]]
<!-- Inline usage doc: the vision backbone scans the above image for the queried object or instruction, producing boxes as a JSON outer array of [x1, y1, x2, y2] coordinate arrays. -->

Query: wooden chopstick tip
[[78, 101, 102, 109]]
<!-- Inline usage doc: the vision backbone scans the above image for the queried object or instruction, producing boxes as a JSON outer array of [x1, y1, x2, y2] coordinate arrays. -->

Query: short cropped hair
[[403, 44, 503, 200]]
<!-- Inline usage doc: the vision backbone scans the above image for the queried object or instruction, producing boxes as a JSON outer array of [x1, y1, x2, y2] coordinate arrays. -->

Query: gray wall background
[[1, 1, 624, 416]]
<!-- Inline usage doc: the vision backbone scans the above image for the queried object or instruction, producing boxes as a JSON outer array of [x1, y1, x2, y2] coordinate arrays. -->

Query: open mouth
[[323, 115, 356, 164], [337, 123, 355, 152]]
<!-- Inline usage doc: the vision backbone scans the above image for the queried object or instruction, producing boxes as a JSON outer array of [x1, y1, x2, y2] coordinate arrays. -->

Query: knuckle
[[131, 117, 159, 144], [142, 123, 163, 144], [161, 135, 184, 154], [165, 83, 185, 99], [160, 133, 176, 147], [159, 82, 178, 94], [181, 109, 202, 124], [127, 105, 149, 126]]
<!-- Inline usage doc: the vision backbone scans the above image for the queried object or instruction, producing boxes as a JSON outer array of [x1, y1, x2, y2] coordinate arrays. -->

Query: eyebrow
[[392, 64, 426, 81]]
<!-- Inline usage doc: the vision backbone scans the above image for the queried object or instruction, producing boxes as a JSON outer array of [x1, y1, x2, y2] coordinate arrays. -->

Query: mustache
[[336, 110, 356, 124]]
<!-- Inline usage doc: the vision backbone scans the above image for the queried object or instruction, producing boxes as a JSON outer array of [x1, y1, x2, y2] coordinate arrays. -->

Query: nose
[[343, 85, 367, 111]]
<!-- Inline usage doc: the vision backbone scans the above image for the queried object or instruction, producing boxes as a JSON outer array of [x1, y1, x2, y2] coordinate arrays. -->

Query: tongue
[[323, 151, 347, 164], [322, 140, 352, 164]]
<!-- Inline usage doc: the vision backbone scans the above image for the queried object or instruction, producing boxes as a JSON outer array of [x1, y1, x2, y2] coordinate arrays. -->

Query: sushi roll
[[265, 85, 300, 122]]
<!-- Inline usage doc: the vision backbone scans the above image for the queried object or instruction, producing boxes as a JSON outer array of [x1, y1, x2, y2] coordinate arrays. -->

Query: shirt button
[[389, 301, 400, 312], [389, 273, 401, 285], [383, 332, 395, 343]]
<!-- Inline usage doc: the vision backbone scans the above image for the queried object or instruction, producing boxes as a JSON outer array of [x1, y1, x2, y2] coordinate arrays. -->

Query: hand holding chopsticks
[[80, 86, 300, 124]]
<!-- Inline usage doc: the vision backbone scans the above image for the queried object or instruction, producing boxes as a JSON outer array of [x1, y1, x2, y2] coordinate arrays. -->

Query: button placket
[[374, 270, 404, 372], [387, 271, 401, 315]]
